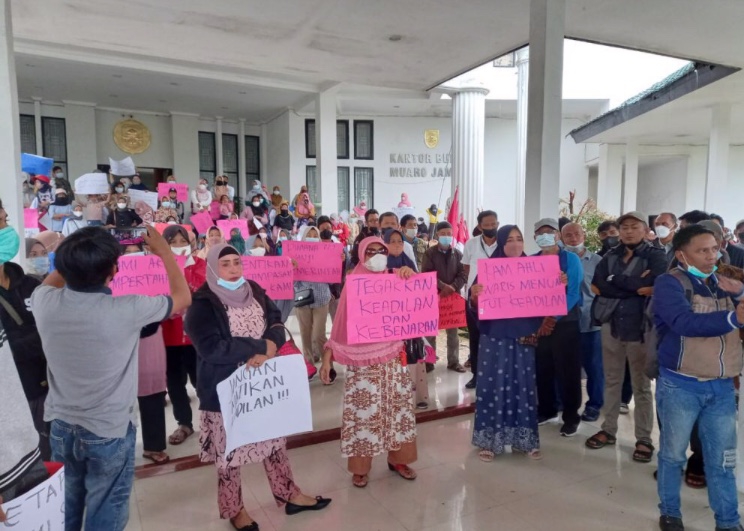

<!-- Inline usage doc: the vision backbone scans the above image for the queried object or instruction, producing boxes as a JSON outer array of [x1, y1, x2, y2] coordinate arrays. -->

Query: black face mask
[[481, 228, 498, 239], [320, 229, 333, 240], [603, 236, 619, 248], [281, 209, 289, 216], [367, 227, 380, 236]]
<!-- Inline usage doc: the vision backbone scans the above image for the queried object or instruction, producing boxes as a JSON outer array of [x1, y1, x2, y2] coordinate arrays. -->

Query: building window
[[354, 167, 374, 208], [198, 132, 216, 181], [222, 133, 239, 194], [337, 166, 350, 213], [354, 120, 374, 160], [306, 166, 319, 205], [41, 117, 67, 175], [305, 119, 351, 159], [19, 115, 36, 155], [245, 135, 260, 183]]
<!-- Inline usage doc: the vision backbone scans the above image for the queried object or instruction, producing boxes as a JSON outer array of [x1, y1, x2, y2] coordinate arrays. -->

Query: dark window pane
[[337, 166, 350, 212], [42, 117, 67, 166], [198, 132, 216, 173], [222, 134, 238, 174], [354, 121, 373, 159], [245, 135, 260, 178], [354, 167, 374, 207], [305, 120, 316, 158], [336, 121, 349, 159], [306, 166, 319, 205], [20, 115, 36, 155]]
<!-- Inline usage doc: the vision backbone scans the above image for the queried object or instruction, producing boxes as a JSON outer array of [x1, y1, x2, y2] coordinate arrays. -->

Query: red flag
[[447, 186, 460, 242], [458, 215, 469, 244]]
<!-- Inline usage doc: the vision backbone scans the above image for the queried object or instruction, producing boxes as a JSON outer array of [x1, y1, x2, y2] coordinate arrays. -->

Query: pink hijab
[[325, 236, 403, 367], [296, 192, 314, 216], [353, 201, 367, 218], [397, 193, 411, 208]]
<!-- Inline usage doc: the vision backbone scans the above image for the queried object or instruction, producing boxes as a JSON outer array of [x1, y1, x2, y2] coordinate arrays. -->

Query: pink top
[[138, 326, 167, 397]]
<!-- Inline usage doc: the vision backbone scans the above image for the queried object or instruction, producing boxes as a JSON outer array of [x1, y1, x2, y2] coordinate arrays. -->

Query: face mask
[[217, 276, 246, 291], [161, 201, 171, 209], [438, 236, 453, 248], [273, 190, 280, 195], [305, 237, 320, 243], [73, 211, 83, 218], [248, 247, 266, 257], [0, 226, 20, 264], [279, 236, 288, 242], [405, 228, 417, 239], [365, 253, 388, 272], [127, 251, 145, 256], [682, 254, 718, 279], [117, 202, 127, 210], [168, 178, 176, 183], [481, 228, 498, 239], [564, 243, 585, 254], [198, 184, 207, 191], [252, 201, 261, 207], [604, 236, 619, 248], [320, 229, 333, 240], [54, 171, 64, 179], [655, 226, 672, 239], [167, 220, 177, 225], [28, 256, 50, 275], [115, 187, 124, 193], [535, 233, 556, 248], [171, 245, 190, 256], [281, 210, 289, 215]]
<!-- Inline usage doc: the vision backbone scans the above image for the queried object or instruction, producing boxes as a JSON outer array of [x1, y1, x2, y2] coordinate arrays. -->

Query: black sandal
[[684, 469, 707, 489], [633, 440, 655, 463], [585, 430, 616, 449]]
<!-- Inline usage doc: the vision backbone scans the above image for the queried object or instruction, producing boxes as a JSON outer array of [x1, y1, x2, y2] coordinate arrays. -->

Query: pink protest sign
[[24, 208, 38, 228], [476, 255, 567, 320], [218, 219, 249, 239], [110, 255, 187, 296], [153, 223, 192, 235], [190, 211, 214, 235], [158, 182, 189, 202], [281, 241, 343, 283], [345, 272, 439, 344], [241, 256, 293, 299]]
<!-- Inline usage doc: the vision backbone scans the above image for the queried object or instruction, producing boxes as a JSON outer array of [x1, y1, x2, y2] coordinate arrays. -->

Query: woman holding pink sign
[[320, 236, 419, 488]]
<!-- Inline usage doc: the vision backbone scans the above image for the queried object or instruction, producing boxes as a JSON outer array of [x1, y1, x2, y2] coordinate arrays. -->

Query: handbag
[[294, 288, 315, 308], [276, 326, 318, 380], [404, 338, 425, 365]]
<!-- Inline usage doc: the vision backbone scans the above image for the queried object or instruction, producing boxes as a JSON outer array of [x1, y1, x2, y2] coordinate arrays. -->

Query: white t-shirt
[[462, 235, 498, 288]]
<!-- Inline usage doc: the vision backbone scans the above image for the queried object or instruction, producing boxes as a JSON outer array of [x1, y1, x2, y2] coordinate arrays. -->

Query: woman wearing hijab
[[185, 243, 331, 530], [469, 225, 555, 462], [210, 176, 231, 221], [270, 185, 284, 210], [353, 201, 367, 219], [273, 201, 295, 237], [105, 195, 143, 229], [191, 178, 213, 215], [228, 228, 246, 256], [154, 196, 181, 223], [248, 179, 270, 203], [398, 193, 412, 208], [197, 226, 224, 260], [240, 194, 270, 234], [294, 192, 315, 228], [320, 236, 418, 488], [129, 174, 148, 191], [61, 202, 86, 237], [47, 189, 73, 233]]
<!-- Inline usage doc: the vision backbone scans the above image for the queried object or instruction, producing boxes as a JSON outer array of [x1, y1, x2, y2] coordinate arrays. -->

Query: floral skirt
[[341, 356, 417, 458]]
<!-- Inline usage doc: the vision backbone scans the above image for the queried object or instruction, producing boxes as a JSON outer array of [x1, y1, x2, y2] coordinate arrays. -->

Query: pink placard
[[110, 255, 187, 296], [153, 223, 192, 235], [281, 241, 344, 283], [190, 211, 214, 236], [476, 255, 567, 320], [345, 272, 439, 344], [157, 182, 189, 202], [218, 219, 249, 239], [241, 256, 293, 300], [24, 208, 38, 229], [439, 294, 467, 330]]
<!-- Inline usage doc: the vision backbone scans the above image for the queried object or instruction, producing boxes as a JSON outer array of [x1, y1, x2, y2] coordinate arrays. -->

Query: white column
[[316, 90, 337, 215], [524, 0, 565, 239], [597, 144, 624, 216], [685, 146, 707, 212], [451, 85, 488, 228], [259, 122, 268, 184], [515, 47, 529, 230], [623, 142, 639, 212], [63, 101, 97, 179], [170, 112, 200, 213], [33, 96, 42, 154], [238, 118, 247, 198], [705, 104, 731, 211], [0, 0, 24, 263], [215, 116, 224, 177]]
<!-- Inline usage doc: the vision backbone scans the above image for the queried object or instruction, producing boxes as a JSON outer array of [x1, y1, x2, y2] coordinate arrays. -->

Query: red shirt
[[162, 256, 207, 347]]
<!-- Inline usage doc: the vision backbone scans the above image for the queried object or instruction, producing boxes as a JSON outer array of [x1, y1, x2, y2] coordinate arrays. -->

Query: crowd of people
[[4, 168, 744, 531]]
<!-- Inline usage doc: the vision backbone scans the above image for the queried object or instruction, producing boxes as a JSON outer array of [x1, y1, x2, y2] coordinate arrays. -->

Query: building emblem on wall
[[113, 119, 151, 154], [424, 129, 439, 149]]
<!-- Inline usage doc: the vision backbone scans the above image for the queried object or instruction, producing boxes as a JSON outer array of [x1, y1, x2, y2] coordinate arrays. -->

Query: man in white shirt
[[461, 210, 499, 389]]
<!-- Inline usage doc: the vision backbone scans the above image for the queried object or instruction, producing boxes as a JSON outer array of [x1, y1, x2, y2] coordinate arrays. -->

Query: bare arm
[[144, 225, 191, 315]]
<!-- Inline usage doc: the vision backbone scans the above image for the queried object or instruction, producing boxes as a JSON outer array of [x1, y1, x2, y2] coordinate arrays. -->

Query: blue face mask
[[0, 226, 20, 264], [305, 237, 320, 243], [217, 277, 246, 291], [438, 236, 453, 248], [535, 233, 556, 248], [683, 254, 718, 279]]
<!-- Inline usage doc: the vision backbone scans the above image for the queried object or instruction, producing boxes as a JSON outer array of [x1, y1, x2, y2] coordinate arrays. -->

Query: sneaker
[[416, 402, 429, 410], [537, 414, 559, 426], [659, 515, 684, 531], [560, 422, 580, 437], [619, 403, 630, 415], [580, 408, 600, 422], [464, 376, 477, 389]]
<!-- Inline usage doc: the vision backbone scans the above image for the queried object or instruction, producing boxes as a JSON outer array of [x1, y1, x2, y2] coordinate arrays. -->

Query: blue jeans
[[656, 373, 739, 528], [580, 330, 604, 412], [50, 420, 136, 531]]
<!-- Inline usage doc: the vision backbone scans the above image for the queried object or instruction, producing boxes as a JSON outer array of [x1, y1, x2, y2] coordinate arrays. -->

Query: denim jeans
[[656, 373, 739, 529], [50, 420, 136, 531], [580, 330, 604, 412]]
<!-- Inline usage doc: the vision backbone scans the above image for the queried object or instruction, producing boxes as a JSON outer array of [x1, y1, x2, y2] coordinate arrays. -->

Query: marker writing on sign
[[227, 361, 292, 428]]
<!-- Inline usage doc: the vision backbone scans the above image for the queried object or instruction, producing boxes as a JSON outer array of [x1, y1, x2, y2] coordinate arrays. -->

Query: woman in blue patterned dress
[[470, 225, 555, 462]]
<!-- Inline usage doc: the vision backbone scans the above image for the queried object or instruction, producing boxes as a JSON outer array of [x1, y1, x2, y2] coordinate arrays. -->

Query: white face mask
[[73, 211, 83, 218], [248, 247, 266, 257], [365, 253, 388, 272], [252, 201, 261, 207], [117, 202, 127, 210], [171, 245, 191, 256], [166, 220, 177, 225], [535, 233, 556, 248], [54, 171, 64, 179], [115, 187, 124, 193], [273, 190, 280, 195], [161, 201, 171, 209], [127, 251, 145, 256], [655, 225, 673, 239], [405, 228, 417, 239], [198, 184, 207, 191]]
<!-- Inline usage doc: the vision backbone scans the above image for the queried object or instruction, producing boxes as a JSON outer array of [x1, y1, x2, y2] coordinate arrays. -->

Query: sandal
[[168, 425, 194, 445], [352, 474, 368, 488], [585, 430, 616, 449], [142, 451, 170, 465], [684, 469, 706, 489], [633, 440, 655, 463], [478, 450, 495, 462], [387, 462, 417, 480], [514, 448, 543, 460]]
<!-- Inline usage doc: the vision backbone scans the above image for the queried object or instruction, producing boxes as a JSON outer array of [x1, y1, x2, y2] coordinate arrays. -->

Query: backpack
[[643, 269, 694, 379]]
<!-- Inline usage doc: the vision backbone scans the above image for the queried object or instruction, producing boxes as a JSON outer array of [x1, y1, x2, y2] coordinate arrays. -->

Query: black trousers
[[466, 303, 480, 375], [536, 319, 582, 425], [138, 391, 167, 452], [165, 345, 198, 429]]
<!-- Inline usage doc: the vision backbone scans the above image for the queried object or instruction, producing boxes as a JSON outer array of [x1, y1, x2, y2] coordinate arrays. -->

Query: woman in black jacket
[[184, 243, 330, 531]]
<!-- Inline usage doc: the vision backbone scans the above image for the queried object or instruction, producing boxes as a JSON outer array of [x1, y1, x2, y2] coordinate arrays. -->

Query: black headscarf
[[383, 229, 417, 270]]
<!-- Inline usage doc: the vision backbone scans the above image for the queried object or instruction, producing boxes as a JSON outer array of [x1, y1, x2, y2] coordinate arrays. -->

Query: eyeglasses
[[365, 248, 388, 256]]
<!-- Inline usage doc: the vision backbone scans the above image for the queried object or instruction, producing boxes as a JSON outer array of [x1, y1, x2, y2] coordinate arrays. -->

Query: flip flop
[[352, 474, 368, 488], [142, 452, 170, 465]]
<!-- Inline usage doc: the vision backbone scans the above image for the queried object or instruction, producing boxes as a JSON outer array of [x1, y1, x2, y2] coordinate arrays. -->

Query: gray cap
[[617, 211, 647, 225], [534, 218, 559, 232]]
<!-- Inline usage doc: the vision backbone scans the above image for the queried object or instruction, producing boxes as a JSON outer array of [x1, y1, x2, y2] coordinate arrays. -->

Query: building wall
[[636, 157, 688, 218]]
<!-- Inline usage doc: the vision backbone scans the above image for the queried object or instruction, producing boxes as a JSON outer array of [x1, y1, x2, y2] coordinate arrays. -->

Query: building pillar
[[63, 101, 97, 179], [597, 144, 624, 216], [705, 104, 731, 212], [316, 90, 337, 216], [259, 122, 268, 184], [0, 0, 23, 263], [623, 142, 639, 212], [238, 118, 246, 198], [524, 0, 565, 240], [170, 112, 200, 202], [515, 47, 529, 230], [33, 96, 42, 154], [451, 85, 488, 228], [685, 146, 707, 213], [215, 116, 224, 177]]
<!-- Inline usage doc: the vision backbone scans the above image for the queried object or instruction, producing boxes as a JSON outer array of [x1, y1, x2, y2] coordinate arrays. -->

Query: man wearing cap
[[532, 218, 584, 437], [586, 211, 667, 462], [167, 187, 185, 221]]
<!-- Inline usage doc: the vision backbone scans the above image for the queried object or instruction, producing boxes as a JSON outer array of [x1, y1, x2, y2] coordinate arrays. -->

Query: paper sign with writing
[[345, 271, 439, 344], [74, 173, 110, 194], [477, 255, 567, 320], [281, 241, 343, 283], [127, 189, 159, 212], [110, 255, 187, 296], [190, 211, 214, 236], [109, 156, 136, 176], [0, 465, 64, 529], [24, 208, 38, 229], [153, 223, 191, 235], [393, 206, 416, 222], [218, 219, 249, 239], [157, 182, 189, 202], [217, 355, 313, 454], [241, 256, 293, 299], [438, 294, 467, 329]]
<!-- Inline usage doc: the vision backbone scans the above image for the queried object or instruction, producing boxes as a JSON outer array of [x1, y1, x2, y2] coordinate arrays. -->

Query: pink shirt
[[138, 326, 167, 396]]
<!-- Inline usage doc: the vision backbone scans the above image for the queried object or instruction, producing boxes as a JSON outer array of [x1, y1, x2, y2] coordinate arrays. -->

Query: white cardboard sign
[[1, 465, 64, 529]]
